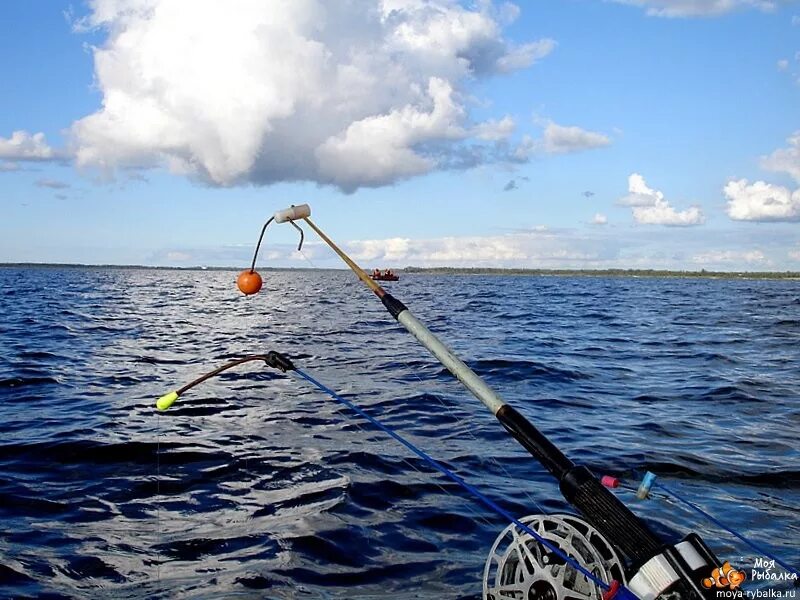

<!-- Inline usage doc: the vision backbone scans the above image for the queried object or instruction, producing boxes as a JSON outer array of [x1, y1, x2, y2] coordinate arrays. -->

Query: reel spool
[[483, 514, 626, 600]]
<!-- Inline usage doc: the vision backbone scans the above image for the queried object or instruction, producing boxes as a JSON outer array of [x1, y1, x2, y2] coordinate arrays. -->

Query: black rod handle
[[496, 404, 663, 564]]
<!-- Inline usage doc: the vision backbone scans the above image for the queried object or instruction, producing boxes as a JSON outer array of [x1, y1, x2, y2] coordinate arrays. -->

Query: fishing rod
[[160, 204, 734, 599], [254, 205, 733, 598]]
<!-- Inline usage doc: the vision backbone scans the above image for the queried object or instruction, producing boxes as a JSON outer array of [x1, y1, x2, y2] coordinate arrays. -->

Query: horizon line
[[2, 262, 799, 278]]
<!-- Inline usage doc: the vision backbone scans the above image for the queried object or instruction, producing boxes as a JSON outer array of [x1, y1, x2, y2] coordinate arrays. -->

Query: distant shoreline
[[403, 267, 800, 280], [2, 262, 799, 280], [0, 262, 337, 272]]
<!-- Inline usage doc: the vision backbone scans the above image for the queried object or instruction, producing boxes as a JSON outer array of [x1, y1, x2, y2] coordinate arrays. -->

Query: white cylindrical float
[[274, 204, 311, 223]]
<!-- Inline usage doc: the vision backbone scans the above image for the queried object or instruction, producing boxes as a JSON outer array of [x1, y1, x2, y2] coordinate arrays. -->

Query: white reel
[[483, 514, 626, 600]]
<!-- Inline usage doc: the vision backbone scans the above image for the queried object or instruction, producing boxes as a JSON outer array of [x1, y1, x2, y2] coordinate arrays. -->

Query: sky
[[1, 0, 799, 271]]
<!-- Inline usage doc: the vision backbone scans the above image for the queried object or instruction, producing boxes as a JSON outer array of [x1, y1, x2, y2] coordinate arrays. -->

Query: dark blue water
[[1, 267, 798, 598]]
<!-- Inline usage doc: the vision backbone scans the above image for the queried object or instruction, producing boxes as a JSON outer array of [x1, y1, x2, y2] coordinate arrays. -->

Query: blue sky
[[1, 0, 798, 270]]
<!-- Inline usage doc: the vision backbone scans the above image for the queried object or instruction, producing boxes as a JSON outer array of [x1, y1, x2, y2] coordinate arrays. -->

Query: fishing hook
[[288, 219, 305, 252]]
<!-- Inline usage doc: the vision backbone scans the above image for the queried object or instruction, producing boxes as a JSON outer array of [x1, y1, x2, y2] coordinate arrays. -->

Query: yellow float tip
[[156, 391, 179, 411]]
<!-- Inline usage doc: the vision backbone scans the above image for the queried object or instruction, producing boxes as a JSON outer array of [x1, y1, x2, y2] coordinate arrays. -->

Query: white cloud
[[788, 247, 800, 261], [592, 213, 608, 225], [345, 230, 605, 266], [315, 78, 466, 188], [724, 179, 800, 221], [542, 123, 611, 154], [512, 135, 536, 160], [0, 162, 21, 172], [777, 59, 789, 71], [495, 39, 556, 72], [147, 224, 800, 270], [618, 173, 705, 226], [633, 203, 704, 226], [348, 237, 415, 262], [690, 249, 768, 265], [0, 131, 55, 161], [761, 131, 800, 182], [321, 228, 785, 269], [727, 134, 800, 222], [611, 0, 781, 17], [618, 173, 665, 206], [473, 116, 515, 141], [70, 0, 554, 192], [512, 121, 612, 160], [36, 178, 70, 189]]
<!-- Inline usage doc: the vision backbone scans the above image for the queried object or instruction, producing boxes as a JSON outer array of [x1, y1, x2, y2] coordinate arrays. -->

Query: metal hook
[[288, 219, 305, 252], [248, 213, 305, 272]]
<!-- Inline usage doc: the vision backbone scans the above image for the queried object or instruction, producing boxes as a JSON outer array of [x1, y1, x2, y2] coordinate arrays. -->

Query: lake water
[[1, 267, 798, 598]]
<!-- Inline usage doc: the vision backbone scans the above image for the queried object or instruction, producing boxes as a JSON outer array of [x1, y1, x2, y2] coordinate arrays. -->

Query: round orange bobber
[[237, 270, 263, 295]]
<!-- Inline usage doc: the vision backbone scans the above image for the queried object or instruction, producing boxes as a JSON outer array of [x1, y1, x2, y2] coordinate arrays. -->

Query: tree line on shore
[[402, 267, 800, 279]]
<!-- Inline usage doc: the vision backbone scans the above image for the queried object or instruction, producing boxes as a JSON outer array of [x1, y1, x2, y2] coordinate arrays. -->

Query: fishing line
[[326, 393, 500, 533], [616, 470, 800, 579], [306, 363, 501, 531], [156, 356, 624, 594], [297, 248, 315, 268], [289, 251, 500, 541], [296, 244, 320, 275], [291, 367, 615, 592], [365, 295, 550, 518], [654, 480, 799, 579], [293, 246, 505, 532], [292, 244, 398, 542], [297, 237, 545, 518], [291, 247, 498, 528], [403, 357, 549, 516]]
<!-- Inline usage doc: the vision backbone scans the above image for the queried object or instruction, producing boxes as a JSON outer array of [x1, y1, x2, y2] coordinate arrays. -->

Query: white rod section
[[396, 310, 506, 415]]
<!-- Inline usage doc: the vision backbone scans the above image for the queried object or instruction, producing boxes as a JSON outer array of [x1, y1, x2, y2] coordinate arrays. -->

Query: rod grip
[[561, 466, 663, 565], [495, 405, 574, 478], [496, 403, 666, 566]]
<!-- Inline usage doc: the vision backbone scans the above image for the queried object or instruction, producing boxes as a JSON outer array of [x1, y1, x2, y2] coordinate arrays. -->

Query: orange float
[[236, 270, 263, 295]]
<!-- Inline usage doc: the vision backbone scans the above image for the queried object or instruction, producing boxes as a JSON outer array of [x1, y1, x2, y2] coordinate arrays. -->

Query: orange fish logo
[[702, 561, 746, 590]]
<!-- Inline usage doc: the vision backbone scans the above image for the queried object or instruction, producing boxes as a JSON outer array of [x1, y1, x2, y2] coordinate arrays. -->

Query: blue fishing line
[[293, 368, 622, 593], [654, 480, 799, 579]]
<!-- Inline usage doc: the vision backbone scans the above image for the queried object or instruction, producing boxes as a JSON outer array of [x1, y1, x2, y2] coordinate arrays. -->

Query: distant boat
[[371, 269, 399, 281]]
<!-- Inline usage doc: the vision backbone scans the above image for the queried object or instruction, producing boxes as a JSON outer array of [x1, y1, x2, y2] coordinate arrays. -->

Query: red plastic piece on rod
[[602, 580, 621, 600], [601, 475, 620, 489]]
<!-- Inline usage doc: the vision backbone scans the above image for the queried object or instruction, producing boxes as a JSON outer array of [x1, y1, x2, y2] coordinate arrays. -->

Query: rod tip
[[156, 391, 179, 411]]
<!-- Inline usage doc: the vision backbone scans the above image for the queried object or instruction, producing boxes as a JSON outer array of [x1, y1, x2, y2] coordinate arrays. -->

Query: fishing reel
[[483, 512, 725, 600], [483, 514, 626, 600]]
